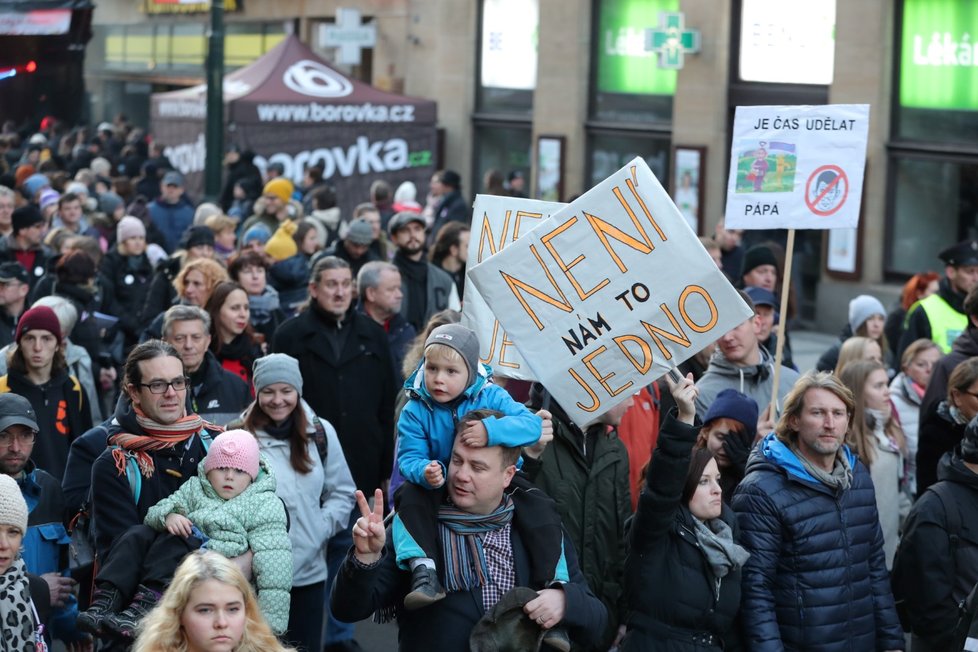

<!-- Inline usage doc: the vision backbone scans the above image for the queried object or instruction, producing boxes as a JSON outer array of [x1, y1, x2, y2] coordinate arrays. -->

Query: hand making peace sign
[[352, 488, 386, 564]]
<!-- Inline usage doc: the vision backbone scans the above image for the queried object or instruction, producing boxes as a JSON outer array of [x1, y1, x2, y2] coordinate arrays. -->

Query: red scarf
[[110, 406, 217, 479]]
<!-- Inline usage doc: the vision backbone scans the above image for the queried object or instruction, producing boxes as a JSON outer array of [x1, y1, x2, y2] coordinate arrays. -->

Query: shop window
[[887, 156, 978, 276], [591, 0, 676, 124], [477, 0, 537, 115], [894, 0, 978, 144], [473, 124, 532, 194], [587, 131, 670, 188]]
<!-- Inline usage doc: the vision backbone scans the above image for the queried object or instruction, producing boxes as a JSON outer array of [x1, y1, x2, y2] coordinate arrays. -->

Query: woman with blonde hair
[[838, 359, 907, 569], [140, 257, 229, 342], [834, 335, 883, 376], [134, 550, 294, 652]]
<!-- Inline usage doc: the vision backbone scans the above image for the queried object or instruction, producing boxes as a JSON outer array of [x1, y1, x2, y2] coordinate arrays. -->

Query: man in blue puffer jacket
[[732, 371, 905, 652]]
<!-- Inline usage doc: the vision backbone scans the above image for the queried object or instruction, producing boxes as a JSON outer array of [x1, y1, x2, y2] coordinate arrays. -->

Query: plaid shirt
[[480, 522, 515, 611]]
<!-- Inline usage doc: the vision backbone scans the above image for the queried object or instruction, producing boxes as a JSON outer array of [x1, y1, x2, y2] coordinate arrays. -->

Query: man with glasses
[[0, 305, 91, 481], [79, 339, 224, 639], [0, 262, 29, 348], [0, 393, 88, 646]]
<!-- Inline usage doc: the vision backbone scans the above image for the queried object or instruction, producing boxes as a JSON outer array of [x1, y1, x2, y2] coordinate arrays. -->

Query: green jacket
[[522, 411, 631, 649], [145, 456, 292, 634]]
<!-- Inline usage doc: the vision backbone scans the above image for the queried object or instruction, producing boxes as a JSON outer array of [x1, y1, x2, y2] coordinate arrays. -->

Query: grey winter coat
[[694, 348, 799, 421]]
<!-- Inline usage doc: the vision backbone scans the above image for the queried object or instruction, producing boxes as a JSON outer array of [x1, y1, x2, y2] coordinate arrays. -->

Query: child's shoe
[[76, 585, 124, 635], [403, 565, 446, 610], [102, 584, 162, 639]]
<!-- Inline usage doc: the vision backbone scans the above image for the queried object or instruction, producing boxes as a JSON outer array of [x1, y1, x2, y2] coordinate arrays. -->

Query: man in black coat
[[161, 305, 249, 426], [272, 255, 396, 652], [427, 169, 470, 247], [332, 438, 608, 651]]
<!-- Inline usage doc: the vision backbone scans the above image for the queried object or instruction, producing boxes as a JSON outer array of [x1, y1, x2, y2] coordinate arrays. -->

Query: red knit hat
[[204, 429, 260, 480], [15, 306, 62, 344]]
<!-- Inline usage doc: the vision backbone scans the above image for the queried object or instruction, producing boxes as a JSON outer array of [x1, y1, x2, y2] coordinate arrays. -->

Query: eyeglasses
[[137, 377, 190, 394], [0, 430, 36, 448]]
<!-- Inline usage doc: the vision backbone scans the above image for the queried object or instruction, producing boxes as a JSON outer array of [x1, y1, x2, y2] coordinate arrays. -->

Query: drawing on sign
[[735, 141, 797, 193], [805, 165, 848, 216]]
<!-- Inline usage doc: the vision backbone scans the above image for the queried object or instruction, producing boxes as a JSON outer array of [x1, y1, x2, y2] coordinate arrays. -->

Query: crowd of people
[[0, 115, 975, 652]]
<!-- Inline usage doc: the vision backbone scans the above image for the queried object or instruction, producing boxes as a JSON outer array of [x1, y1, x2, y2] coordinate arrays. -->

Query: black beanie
[[741, 244, 779, 278], [12, 205, 44, 234]]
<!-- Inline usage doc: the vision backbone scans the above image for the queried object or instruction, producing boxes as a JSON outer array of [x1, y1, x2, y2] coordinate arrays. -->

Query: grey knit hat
[[425, 324, 480, 384], [252, 353, 303, 394], [0, 475, 28, 534], [848, 294, 886, 334]]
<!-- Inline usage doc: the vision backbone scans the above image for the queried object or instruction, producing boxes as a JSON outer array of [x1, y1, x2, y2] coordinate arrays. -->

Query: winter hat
[[252, 353, 302, 394], [242, 224, 271, 247], [848, 294, 886, 334], [14, 165, 35, 189], [0, 475, 28, 534], [741, 244, 778, 278], [38, 188, 60, 211], [117, 215, 146, 243], [425, 324, 480, 385], [12, 205, 44, 234], [180, 225, 216, 250], [468, 586, 542, 652], [65, 181, 89, 198], [703, 389, 759, 441], [962, 415, 978, 464], [265, 220, 298, 261], [15, 305, 62, 344], [439, 170, 462, 190], [345, 218, 374, 246], [193, 202, 221, 226], [22, 173, 50, 200], [98, 191, 124, 217], [263, 178, 294, 204], [205, 429, 260, 481]]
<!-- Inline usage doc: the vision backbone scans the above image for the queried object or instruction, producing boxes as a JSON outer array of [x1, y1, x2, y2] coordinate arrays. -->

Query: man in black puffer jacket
[[732, 371, 904, 652]]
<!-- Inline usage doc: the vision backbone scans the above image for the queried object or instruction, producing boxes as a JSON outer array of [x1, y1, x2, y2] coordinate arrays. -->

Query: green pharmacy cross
[[644, 12, 701, 70]]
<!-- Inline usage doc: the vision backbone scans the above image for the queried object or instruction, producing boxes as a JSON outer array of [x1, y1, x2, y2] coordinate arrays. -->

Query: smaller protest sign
[[724, 104, 870, 230], [468, 157, 752, 425], [461, 195, 566, 381]]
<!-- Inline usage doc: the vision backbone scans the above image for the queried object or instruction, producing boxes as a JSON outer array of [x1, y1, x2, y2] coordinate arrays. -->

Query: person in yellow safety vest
[[899, 239, 978, 360]]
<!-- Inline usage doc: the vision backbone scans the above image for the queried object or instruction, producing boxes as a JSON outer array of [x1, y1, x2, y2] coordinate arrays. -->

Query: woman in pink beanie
[[76, 429, 293, 640]]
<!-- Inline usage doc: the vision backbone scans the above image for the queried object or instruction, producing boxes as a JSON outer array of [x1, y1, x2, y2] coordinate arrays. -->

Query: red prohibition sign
[[805, 164, 849, 217]]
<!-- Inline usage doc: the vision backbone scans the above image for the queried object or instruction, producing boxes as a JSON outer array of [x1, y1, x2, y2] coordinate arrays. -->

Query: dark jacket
[[358, 306, 415, 382], [0, 306, 17, 350], [916, 401, 967, 496], [523, 387, 630, 648], [393, 253, 459, 333], [428, 190, 470, 247], [731, 434, 905, 652], [920, 327, 978, 424], [148, 195, 195, 253], [320, 241, 379, 280], [622, 412, 743, 652], [89, 401, 217, 559], [62, 418, 113, 519], [815, 324, 852, 373], [188, 350, 252, 426], [272, 303, 396, 492], [892, 450, 978, 648], [139, 255, 182, 328], [0, 236, 53, 291], [0, 370, 92, 481], [898, 277, 966, 361], [99, 249, 154, 341], [267, 255, 312, 312], [331, 524, 608, 651], [212, 332, 262, 387]]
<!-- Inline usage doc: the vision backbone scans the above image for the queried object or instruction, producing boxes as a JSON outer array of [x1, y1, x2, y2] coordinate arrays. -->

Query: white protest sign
[[460, 195, 566, 381], [724, 104, 870, 230], [468, 157, 753, 425]]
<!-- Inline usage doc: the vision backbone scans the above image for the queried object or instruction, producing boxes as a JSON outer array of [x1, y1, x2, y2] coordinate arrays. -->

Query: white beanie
[[0, 475, 27, 534], [848, 295, 886, 334]]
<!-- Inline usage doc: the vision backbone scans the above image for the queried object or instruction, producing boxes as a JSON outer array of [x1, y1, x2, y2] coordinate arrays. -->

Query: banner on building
[[468, 157, 752, 425], [724, 104, 870, 230], [460, 195, 566, 381]]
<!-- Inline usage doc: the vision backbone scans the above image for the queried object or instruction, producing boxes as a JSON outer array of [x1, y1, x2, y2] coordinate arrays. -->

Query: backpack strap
[[109, 446, 143, 505], [311, 417, 328, 463], [930, 481, 962, 545]]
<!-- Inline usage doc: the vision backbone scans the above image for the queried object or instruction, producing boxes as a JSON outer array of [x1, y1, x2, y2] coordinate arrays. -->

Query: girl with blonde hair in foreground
[[133, 550, 294, 652]]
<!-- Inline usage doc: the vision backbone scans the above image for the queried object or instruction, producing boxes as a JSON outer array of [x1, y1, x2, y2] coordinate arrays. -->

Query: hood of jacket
[[951, 327, 978, 357], [937, 448, 978, 489], [307, 207, 342, 230], [745, 432, 857, 489], [403, 358, 491, 411], [195, 454, 276, 500]]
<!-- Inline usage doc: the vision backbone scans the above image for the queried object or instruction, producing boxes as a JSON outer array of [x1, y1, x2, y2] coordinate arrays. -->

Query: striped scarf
[[437, 495, 514, 593], [110, 406, 208, 479]]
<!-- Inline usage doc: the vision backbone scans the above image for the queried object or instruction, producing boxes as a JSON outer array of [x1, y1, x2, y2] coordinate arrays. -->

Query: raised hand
[[352, 488, 386, 563], [423, 460, 445, 488], [524, 409, 554, 459], [664, 371, 698, 424]]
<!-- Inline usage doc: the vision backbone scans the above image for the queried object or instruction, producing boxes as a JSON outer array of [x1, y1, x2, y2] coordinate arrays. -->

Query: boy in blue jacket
[[393, 324, 568, 614]]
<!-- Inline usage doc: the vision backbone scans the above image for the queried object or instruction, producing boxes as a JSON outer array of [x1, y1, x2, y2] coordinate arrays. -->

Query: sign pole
[[204, 0, 225, 203], [769, 228, 795, 420]]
